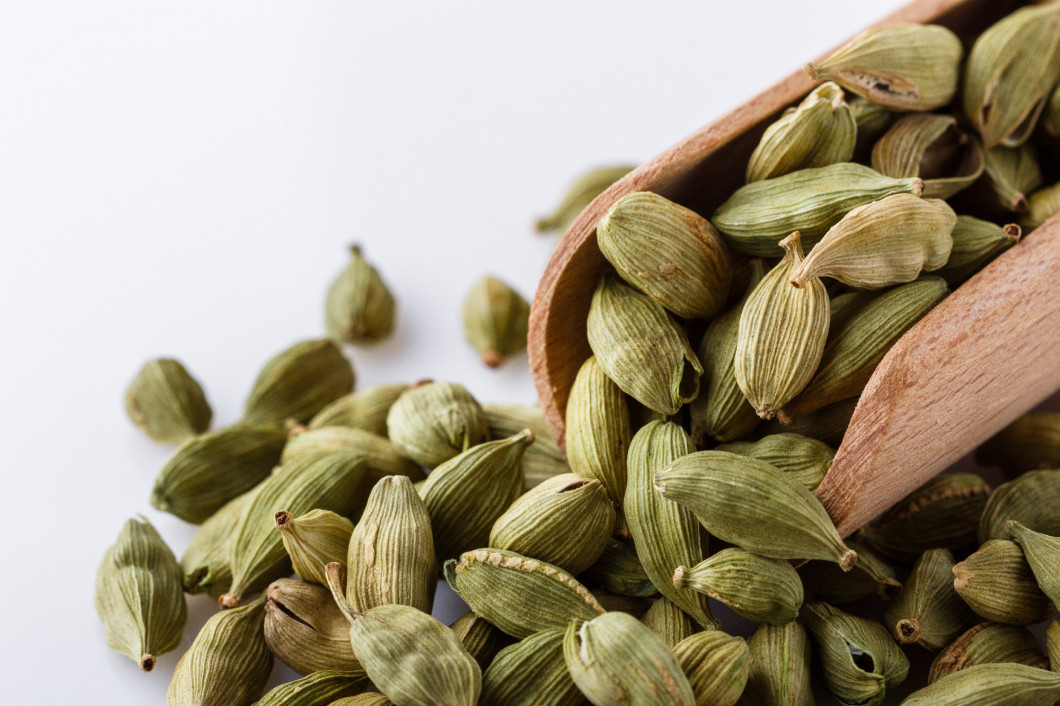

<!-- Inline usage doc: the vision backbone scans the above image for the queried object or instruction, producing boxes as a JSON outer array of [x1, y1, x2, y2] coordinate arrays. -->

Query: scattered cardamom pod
[[884, 548, 973, 651], [952, 539, 1052, 625], [801, 539, 902, 604], [275, 508, 354, 586], [715, 433, 833, 491], [325, 245, 396, 344], [282, 425, 423, 482], [641, 596, 697, 648], [1006, 520, 1060, 611], [929, 622, 1050, 683], [462, 275, 530, 367], [979, 469, 1060, 542], [673, 630, 751, 706], [483, 402, 568, 489], [674, 547, 803, 624], [385, 379, 489, 468], [479, 629, 582, 706], [181, 484, 262, 598], [242, 338, 355, 426], [905, 663, 1060, 706], [255, 669, 368, 706], [308, 383, 408, 435], [564, 355, 631, 503], [579, 535, 658, 598], [935, 216, 1021, 285], [450, 611, 510, 672], [535, 165, 634, 234], [739, 621, 814, 706], [125, 358, 211, 443], [1022, 180, 1060, 231], [263, 578, 360, 675], [978, 412, 1060, 475], [871, 113, 984, 199]]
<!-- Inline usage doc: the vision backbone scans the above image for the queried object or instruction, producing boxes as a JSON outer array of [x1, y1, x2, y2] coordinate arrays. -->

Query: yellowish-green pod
[[125, 357, 211, 443], [801, 539, 902, 605], [263, 578, 360, 675], [739, 621, 814, 706], [275, 509, 353, 587], [673, 630, 751, 706], [716, 433, 833, 491], [449, 611, 510, 672], [1048, 621, 1059, 672], [535, 165, 634, 234], [953, 539, 1052, 625], [1006, 521, 1060, 611], [1022, 181, 1060, 232], [935, 216, 1021, 286], [929, 622, 1049, 683], [913, 663, 1060, 705], [579, 535, 658, 598], [564, 355, 631, 503], [331, 695, 393, 706], [979, 470, 1060, 542], [242, 338, 355, 427], [674, 548, 803, 624], [641, 597, 698, 648], [479, 629, 582, 706], [386, 380, 489, 468], [871, 113, 984, 199], [325, 245, 396, 344], [462, 275, 529, 367], [850, 97, 896, 162], [483, 402, 568, 490], [884, 549, 973, 651], [282, 426, 423, 482], [978, 412, 1060, 476], [308, 383, 408, 435], [974, 143, 1044, 213], [255, 670, 368, 706], [181, 485, 262, 598]]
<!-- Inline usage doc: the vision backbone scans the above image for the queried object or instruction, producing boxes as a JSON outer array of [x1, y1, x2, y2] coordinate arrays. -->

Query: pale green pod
[[929, 622, 1049, 683], [325, 245, 396, 344], [655, 450, 857, 569], [1048, 621, 1059, 672], [587, 275, 702, 415], [386, 380, 489, 468], [978, 412, 1060, 475], [182, 485, 262, 598], [330, 695, 393, 706], [739, 622, 814, 706], [828, 290, 878, 333], [1022, 181, 1060, 232], [850, 97, 896, 162], [801, 539, 902, 604], [564, 612, 696, 706], [905, 663, 1060, 706], [256, 670, 368, 706], [802, 602, 909, 706], [309, 383, 408, 435], [624, 421, 717, 629], [1006, 521, 1060, 611], [975, 143, 1043, 213], [760, 396, 857, 447], [884, 549, 973, 651], [805, 23, 962, 111], [444, 548, 605, 638], [871, 113, 984, 199], [449, 611, 510, 672], [641, 597, 698, 648], [712, 162, 923, 256], [979, 470, 1060, 542], [95, 518, 186, 672], [462, 275, 529, 367], [243, 338, 355, 426], [715, 433, 834, 491], [264, 578, 360, 675], [747, 81, 855, 182], [674, 548, 803, 624], [579, 535, 658, 598], [282, 426, 423, 482], [953, 539, 1052, 625], [564, 355, 631, 503], [125, 358, 211, 443], [673, 630, 751, 706], [483, 402, 569, 489], [480, 629, 582, 706], [536, 165, 635, 234], [935, 217, 1021, 286], [418, 430, 533, 561], [273, 509, 353, 588], [597, 191, 732, 319]]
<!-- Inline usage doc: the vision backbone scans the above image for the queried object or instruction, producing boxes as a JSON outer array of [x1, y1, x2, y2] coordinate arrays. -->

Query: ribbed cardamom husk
[[801, 539, 902, 605], [805, 23, 962, 111], [150, 423, 286, 523], [449, 611, 510, 672], [275, 508, 354, 586], [827, 290, 878, 332], [884, 548, 973, 651], [674, 547, 803, 624], [906, 663, 1060, 705], [971, 143, 1044, 213], [747, 82, 855, 182], [326, 245, 396, 344], [641, 596, 698, 647], [979, 469, 1060, 542], [963, 2, 1060, 148], [591, 591, 652, 617], [564, 612, 696, 706], [462, 275, 529, 367], [871, 113, 984, 199], [256, 670, 368, 706], [308, 383, 408, 435], [418, 429, 533, 561], [483, 402, 568, 490], [330, 695, 393, 706], [734, 232, 829, 419], [95, 517, 186, 672], [624, 421, 717, 629], [953, 539, 1053, 625], [125, 358, 211, 443], [346, 475, 435, 614], [850, 97, 896, 162], [597, 191, 732, 319], [978, 412, 1060, 476], [760, 396, 857, 447], [586, 275, 702, 415], [535, 165, 634, 234], [386, 380, 489, 468], [264, 578, 360, 675], [802, 601, 909, 706], [935, 216, 1021, 286], [673, 630, 751, 706], [1022, 180, 1060, 231], [282, 426, 423, 482], [564, 355, 631, 503], [242, 338, 355, 426], [1048, 620, 1059, 672], [578, 535, 658, 598], [220, 450, 368, 609], [167, 595, 272, 706], [689, 260, 765, 445], [1006, 520, 1060, 611], [715, 433, 834, 491], [738, 621, 814, 706], [489, 473, 615, 575], [656, 450, 857, 569], [861, 472, 991, 561], [711, 162, 923, 256], [444, 548, 605, 638], [780, 276, 949, 422], [182, 485, 262, 597], [479, 629, 582, 706], [790, 195, 955, 289], [929, 622, 1050, 683]]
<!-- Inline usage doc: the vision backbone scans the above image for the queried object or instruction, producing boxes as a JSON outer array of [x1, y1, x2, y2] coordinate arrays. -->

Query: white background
[[0, 1, 952, 702]]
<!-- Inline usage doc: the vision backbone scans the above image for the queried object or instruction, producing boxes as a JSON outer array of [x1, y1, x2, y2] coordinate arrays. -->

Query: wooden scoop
[[528, 0, 1060, 538]]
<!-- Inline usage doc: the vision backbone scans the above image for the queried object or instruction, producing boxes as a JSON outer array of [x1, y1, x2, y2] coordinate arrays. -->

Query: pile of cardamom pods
[[97, 4, 1060, 705]]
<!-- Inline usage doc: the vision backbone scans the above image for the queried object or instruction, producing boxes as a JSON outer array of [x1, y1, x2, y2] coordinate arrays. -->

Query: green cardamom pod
[[596, 190, 732, 319], [979, 469, 1060, 542], [483, 402, 569, 490], [929, 622, 1050, 683], [1048, 620, 1059, 672], [255, 670, 368, 706], [591, 591, 653, 617], [386, 380, 489, 468], [712, 162, 923, 256], [579, 535, 658, 598], [805, 23, 962, 111], [308, 383, 408, 435], [449, 611, 510, 672], [282, 426, 423, 482], [1022, 180, 1060, 232], [325, 245, 396, 344], [479, 629, 582, 706], [871, 113, 984, 199], [182, 485, 262, 597], [953, 539, 1052, 625], [125, 358, 211, 443], [275, 508, 354, 586], [739, 621, 813, 706], [716, 433, 834, 491], [641, 596, 697, 648], [906, 663, 1060, 705], [674, 547, 803, 624], [243, 338, 355, 426], [587, 275, 702, 415], [827, 290, 878, 332], [978, 412, 1060, 476], [884, 548, 973, 651], [536, 165, 634, 234], [95, 517, 186, 672], [973, 143, 1044, 213], [760, 396, 857, 447], [1006, 520, 1060, 611], [850, 97, 896, 163], [564, 355, 631, 503], [330, 695, 393, 706], [673, 630, 751, 706], [935, 216, 1021, 286], [263, 578, 360, 675], [462, 275, 530, 367], [801, 539, 902, 604]]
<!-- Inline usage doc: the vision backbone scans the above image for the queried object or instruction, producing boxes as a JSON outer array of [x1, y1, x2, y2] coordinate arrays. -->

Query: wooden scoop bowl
[[528, 0, 1060, 538]]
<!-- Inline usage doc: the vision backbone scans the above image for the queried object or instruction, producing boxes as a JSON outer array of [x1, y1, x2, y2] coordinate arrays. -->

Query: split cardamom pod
[[871, 113, 984, 199], [263, 578, 361, 675]]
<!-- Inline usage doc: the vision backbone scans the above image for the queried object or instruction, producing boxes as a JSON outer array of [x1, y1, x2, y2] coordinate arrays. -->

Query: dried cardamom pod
[[674, 547, 803, 624], [308, 383, 408, 435], [641, 597, 697, 647], [655, 450, 857, 569], [906, 663, 1060, 705], [953, 539, 1052, 625], [479, 629, 582, 706], [712, 162, 923, 256], [747, 82, 856, 182], [150, 423, 286, 524], [827, 290, 878, 332], [579, 535, 658, 598], [95, 517, 186, 671], [871, 113, 984, 199], [739, 621, 814, 706], [462, 275, 530, 367], [564, 355, 631, 503], [483, 402, 568, 489], [264, 578, 360, 675], [715, 433, 834, 491], [586, 275, 702, 415], [979, 469, 1060, 542], [325, 245, 396, 344], [935, 216, 1021, 285], [673, 630, 751, 706], [256, 670, 368, 706], [802, 601, 909, 706], [850, 97, 896, 162], [167, 595, 272, 706], [1006, 520, 1060, 611], [1022, 181, 1060, 231], [963, 2, 1060, 148], [624, 421, 717, 629], [444, 548, 605, 638], [124, 358, 211, 443], [884, 549, 973, 651], [331, 695, 393, 706], [978, 412, 1060, 475], [805, 23, 962, 111], [597, 191, 732, 319], [449, 611, 510, 672], [801, 539, 902, 604], [282, 426, 423, 482], [242, 338, 355, 426], [564, 612, 696, 706], [182, 485, 262, 598], [275, 508, 354, 586], [591, 591, 652, 617], [790, 195, 955, 289], [1048, 620, 1059, 672], [929, 623, 1050, 683], [386, 380, 489, 468], [734, 232, 829, 419], [418, 430, 533, 561], [973, 143, 1044, 213], [535, 165, 634, 234], [760, 396, 857, 447], [346, 475, 435, 614]]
